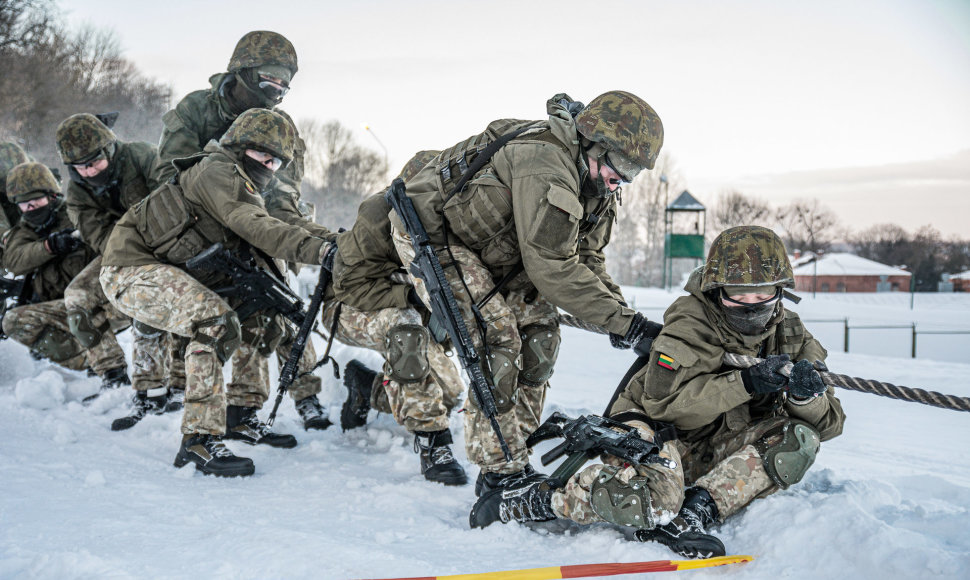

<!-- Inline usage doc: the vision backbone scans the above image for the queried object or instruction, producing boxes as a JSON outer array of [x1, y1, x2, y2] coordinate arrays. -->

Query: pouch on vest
[[133, 183, 208, 264], [443, 170, 519, 266]]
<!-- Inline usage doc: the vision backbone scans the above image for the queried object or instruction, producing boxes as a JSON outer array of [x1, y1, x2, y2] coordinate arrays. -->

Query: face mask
[[22, 204, 55, 229], [242, 155, 274, 191], [720, 290, 780, 335], [81, 168, 113, 189]]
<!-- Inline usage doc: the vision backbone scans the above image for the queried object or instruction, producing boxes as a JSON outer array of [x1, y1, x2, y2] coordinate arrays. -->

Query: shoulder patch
[[657, 353, 676, 370], [244, 180, 255, 194]]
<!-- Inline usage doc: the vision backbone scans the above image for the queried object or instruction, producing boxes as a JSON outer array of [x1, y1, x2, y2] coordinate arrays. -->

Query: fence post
[[912, 323, 917, 358], [844, 318, 849, 353]]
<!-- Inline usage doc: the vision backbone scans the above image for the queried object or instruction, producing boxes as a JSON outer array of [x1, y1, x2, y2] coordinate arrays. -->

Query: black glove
[[406, 287, 424, 309], [741, 354, 791, 395], [47, 229, 82, 255], [610, 312, 662, 350], [320, 242, 338, 272], [788, 359, 826, 400]]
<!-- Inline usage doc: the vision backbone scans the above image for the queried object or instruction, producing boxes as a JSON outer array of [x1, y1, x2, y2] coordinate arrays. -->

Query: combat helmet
[[397, 150, 440, 183], [575, 91, 664, 178], [701, 226, 794, 293], [219, 108, 296, 165], [6, 162, 60, 203], [228, 30, 298, 80], [55, 114, 116, 164], [0, 142, 30, 187]]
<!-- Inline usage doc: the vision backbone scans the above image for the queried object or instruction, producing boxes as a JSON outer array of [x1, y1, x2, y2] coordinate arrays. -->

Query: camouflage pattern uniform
[[327, 150, 463, 433], [101, 109, 331, 437], [2, 162, 125, 374], [56, 113, 184, 394], [152, 30, 328, 405], [553, 227, 846, 529], [389, 92, 664, 475]]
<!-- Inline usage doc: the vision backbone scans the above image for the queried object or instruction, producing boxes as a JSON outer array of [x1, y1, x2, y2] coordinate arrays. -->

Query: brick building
[[953, 270, 970, 293], [793, 253, 911, 293]]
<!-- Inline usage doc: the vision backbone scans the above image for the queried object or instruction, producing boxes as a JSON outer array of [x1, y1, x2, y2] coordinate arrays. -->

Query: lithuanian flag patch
[[657, 353, 675, 370]]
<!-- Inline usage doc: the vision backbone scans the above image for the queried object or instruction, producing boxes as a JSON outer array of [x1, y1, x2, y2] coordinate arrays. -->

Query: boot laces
[[498, 482, 553, 523], [296, 396, 324, 420], [203, 436, 234, 458], [430, 445, 456, 466]]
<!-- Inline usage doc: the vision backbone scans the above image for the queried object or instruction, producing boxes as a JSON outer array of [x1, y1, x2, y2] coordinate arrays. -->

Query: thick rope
[[557, 312, 970, 413]]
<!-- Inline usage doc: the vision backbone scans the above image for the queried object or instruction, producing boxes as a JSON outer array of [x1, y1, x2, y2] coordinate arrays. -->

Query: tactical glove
[[320, 242, 338, 272], [46, 229, 82, 255], [741, 354, 791, 395], [406, 287, 424, 309], [610, 312, 662, 351], [788, 359, 827, 400]]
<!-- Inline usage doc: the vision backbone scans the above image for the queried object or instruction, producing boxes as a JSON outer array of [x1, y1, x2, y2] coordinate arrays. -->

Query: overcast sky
[[60, 0, 970, 237]]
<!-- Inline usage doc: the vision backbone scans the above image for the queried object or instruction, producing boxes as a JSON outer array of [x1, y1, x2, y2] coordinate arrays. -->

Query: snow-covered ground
[[1, 288, 969, 579]]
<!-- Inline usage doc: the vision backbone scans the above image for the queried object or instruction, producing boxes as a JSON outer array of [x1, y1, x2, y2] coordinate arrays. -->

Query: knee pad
[[241, 314, 285, 356], [484, 346, 520, 413], [589, 466, 655, 529], [66, 308, 109, 349], [132, 319, 163, 339], [755, 420, 820, 489], [384, 324, 431, 384], [32, 326, 85, 363], [192, 311, 241, 364], [518, 324, 560, 387]]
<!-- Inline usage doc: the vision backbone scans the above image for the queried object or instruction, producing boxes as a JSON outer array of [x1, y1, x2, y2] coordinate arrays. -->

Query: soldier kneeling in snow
[[471, 226, 846, 559]]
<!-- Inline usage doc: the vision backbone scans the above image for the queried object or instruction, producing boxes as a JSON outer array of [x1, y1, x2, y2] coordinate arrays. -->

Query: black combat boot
[[295, 394, 333, 431], [635, 486, 726, 559], [110, 388, 167, 431], [413, 429, 468, 485], [340, 359, 378, 430], [173, 433, 255, 477], [475, 464, 539, 497], [470, 475, 558, 528], [224, 405, 297, 448], [163, 388, 185, 413], [83, 367, 131, 403]]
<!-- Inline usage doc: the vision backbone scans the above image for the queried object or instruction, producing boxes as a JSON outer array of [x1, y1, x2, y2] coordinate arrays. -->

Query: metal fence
[[802, 318, 970, 358]]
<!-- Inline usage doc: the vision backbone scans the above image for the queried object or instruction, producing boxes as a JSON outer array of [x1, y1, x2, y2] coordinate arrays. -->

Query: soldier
[[470, 226, 846, 559], [326, 150, 467, 485], [153, 30, 332, 431], [100, 109, 334, 477], [55, 113, 187, 415], [388, 92, 665, 502], [2, 162, 129, 387], [0, 142, 31, 235]]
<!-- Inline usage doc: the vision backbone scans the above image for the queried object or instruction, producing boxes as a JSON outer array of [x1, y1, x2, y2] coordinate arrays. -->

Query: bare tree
[[709, 190, 772, 237], [298, 118, 388, 230], [775, 198, 840, 253]]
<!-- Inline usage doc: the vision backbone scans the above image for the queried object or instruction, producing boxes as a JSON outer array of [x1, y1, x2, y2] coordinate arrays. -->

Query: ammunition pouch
[[755, 419, 820, 489], [518, 324, 560, 387], [384, 324, 431, 384], [133, 182, 210, 265], [66, 308, 109, 349], [32, 326, 84, 363], [589, 466, 655, 529], [192, 311, 242, 364]]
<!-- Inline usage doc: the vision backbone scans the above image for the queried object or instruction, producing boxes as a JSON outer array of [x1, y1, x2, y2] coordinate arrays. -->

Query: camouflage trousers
[[130, 321, 188, 392], [321, 300, 462, 432], [101, 264, 317, 434], [1, 299, 120, 373], [553, 416, 796, 529], [227, 319, 322, 407], [64, 255, 185, 391], [392, 228, 557, 473]]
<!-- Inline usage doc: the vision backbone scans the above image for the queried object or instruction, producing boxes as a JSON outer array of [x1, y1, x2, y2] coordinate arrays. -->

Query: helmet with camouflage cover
[[701, 226, 794, 292], [219, 108, 296, 165], [396, 150, 440, 182], [6, 162, 60, 203], [228, 31, 298, 79], [575, 90, 664, 175], [0, 142, 30, 187], [54, 114, 116, 164]]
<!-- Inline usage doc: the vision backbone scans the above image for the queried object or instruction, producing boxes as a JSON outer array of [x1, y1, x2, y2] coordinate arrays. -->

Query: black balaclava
[[22, 196, 57, 231], [720, 289, 781, 335], [241, 154, 275, 191]]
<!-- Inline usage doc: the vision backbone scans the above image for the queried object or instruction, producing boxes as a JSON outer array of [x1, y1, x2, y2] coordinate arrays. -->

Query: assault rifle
[[186, 243, 305, 327], [385, 178, 512, 461], [526, 412, 675, 487], [0, 275, 30, 340]]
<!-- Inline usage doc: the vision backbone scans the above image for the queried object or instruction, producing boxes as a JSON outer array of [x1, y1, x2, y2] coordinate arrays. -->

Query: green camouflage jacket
[[2, 202, 95, 301], [65, 141, 159, 255], [389, 100, 632, 335], [611, 268, 845, 443]]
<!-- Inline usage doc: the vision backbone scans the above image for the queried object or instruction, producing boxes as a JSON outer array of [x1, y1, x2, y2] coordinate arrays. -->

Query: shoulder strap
[[444, 126, 531, 201]]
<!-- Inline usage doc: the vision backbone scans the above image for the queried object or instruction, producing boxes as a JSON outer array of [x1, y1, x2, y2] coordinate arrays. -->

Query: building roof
[[792, 252, 911, 277], [667, 190, 705, 211], [952, 270, 970, 281]]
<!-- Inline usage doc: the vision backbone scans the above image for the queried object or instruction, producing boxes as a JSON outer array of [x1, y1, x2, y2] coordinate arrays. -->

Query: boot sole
[[173, 454, 255, 477], [426, 472, 469, 486], [224, 432, 298, 449]]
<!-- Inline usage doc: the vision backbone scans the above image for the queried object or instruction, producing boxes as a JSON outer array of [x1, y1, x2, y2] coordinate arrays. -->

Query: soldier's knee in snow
[[31, 326, 85, 363], [755, 419, 820, 489], [385, 324, 431, 383], [518, 324, 561, 387]]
